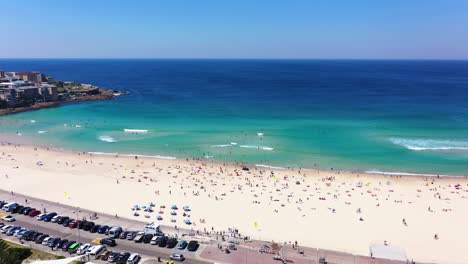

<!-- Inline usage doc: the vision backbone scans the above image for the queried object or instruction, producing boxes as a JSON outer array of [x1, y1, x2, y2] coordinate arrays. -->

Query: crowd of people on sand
[[2, 142, 468, 262]]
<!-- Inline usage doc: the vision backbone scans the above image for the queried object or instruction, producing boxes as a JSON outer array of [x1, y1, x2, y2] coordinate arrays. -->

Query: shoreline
[[1, 141, 468, 263], [1, 137, 465, 179]]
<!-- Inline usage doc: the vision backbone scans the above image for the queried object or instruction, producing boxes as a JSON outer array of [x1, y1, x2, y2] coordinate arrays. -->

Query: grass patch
[[3, 240, 63, 263]]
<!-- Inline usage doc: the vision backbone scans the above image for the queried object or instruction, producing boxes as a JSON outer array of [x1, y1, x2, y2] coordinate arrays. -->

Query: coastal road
[[0, 192, 209, 263]]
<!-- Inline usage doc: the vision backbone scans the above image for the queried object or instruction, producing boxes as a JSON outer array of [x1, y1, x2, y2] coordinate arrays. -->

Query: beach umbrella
[[184, 219, 192, 225], [157, 215, 163, 220], [133, 205, 139, 209], [171, 205, 178, 210], [183, 206, 190, 211]]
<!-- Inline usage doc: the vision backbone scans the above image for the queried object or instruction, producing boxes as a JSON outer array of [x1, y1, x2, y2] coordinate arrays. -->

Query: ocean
[[1, 59, 468, 176]]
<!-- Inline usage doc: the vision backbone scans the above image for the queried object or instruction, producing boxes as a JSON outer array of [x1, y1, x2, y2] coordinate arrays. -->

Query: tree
[[0, 239, 32, 264]]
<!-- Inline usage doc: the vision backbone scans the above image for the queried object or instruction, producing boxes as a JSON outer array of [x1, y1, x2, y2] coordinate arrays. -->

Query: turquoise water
[[1, 59, 468, 175]]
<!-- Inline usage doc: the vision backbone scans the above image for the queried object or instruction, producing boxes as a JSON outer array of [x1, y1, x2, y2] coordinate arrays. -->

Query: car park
[[6, 226, 21, 236], [170, 253, 185, 261], [127, 253, 141, 264], [100, 237, 117, 247], [23, 231, 37, 241], [108, 226, 122, 238], [176, 240, 187, 250], [48, 237, 61, 248], [83, 221, 95, 231], [12, 205, 24, 214], [187, 240, 199, 251], [51, 215, 62, 223], [42, 237, 53, 246], [2, 215, 16, 222], [116, 252, 131, 264], [0, 225, 13, 233], [19, 206, 30, 214], [88, 245, 106, 259], [2, 202, 18, 212], [15, 229, 29, 239]]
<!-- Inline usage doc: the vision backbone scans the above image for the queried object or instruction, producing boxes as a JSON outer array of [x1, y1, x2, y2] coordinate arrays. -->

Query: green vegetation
[[0, 239, 63, 263]]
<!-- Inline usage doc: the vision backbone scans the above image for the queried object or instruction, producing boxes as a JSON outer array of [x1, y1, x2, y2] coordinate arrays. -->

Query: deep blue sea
[[1, 59, 468, 175]]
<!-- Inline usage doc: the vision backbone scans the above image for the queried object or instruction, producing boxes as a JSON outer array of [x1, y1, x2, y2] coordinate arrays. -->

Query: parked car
[[68, 219, 81, 228], [48, 237, 61, 248], [42, 237, 53, 246], [166, 237, 178, 248], [23, 207, 34, 215], [19, 206, 30, 214], [77, 243, 91, 255], [99, 250, 111, 261], [51, 215, 62, 223], [170, 253, 185, 261], [119, 231, 129, 239], [133, 232, 145, 243], [90, 224, 100, 233], [35, 234, 49, 244], [100, 237, 117, 247], [150, 236, 161, 245], [62, 218, 73, 227], [57, 216, 70, 224], [187, 240, 199, 251], [98, 225, 110, 234], [158, 236, 168, 247], [23, 230, 37, 241], [116, 252, 131, 264], [43, 212, 58, 222], [15, 229, 29, 239], [127, 253, 141, 264], [108, 251, 120, 263], [142, 233, 153, 244], [176, 240, 187, 250], [6, 226, 21, 236], [62, 240, 76, 251], [83, 221, 95, 231], [36, 213, 46, 221], [2, 215, 16, 222], [56, 239, 68, 249], [126, 231, 137, 240], [28, 209, 40, 217], [12, 205, 24, 214], [108, 226, 122, 238], [68, 242, 80, 254]]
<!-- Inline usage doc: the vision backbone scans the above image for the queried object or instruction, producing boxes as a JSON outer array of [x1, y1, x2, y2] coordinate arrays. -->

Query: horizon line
[[1, 57, 468, 61]]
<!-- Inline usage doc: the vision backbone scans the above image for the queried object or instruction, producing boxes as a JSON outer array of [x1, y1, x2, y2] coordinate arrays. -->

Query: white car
[[127, 253, 141, 264], [36, 213, 46, 220], [42, 237, 52, 246], [77, 243, 91, 255], [170, 253, 185, 261], [2, 215, 16, 222], [0, 225, 13, 233], [51, 215, 62, 223]]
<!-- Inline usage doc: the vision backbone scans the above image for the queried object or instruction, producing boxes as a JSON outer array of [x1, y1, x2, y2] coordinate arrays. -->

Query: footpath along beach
[[0, 142, 467, 263]]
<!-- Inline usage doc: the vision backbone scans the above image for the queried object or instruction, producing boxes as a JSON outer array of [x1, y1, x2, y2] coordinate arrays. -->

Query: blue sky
[[2, 0, 468, 59]]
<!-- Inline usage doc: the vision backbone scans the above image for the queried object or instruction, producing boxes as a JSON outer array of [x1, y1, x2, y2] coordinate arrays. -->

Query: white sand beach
[[1, 142, 467, 263]]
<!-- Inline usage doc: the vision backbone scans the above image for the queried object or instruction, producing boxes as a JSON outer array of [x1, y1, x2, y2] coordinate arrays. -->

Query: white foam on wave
[[124, 129, 148, 134], [37, 131, 47, 134], [255, 164, 285, 170], [210, 144, 232, 148], [230, 142, 238, 145], [98, 135, 118, 143], [389, 137, 468, 151], [30, 120, 36, 123], [88, 151, 176, 160], [240, 145, 274, 151], [366, 170, 453, 177]]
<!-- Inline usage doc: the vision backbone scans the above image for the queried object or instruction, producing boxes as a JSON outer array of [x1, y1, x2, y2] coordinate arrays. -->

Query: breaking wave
[[98, 135, 118, 143], [240, 145, 274, 151], [389, 138, 468, 151], [88, 151, 176, 160], [124, 129, 148, 134], [366, 170, 453, 177]]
